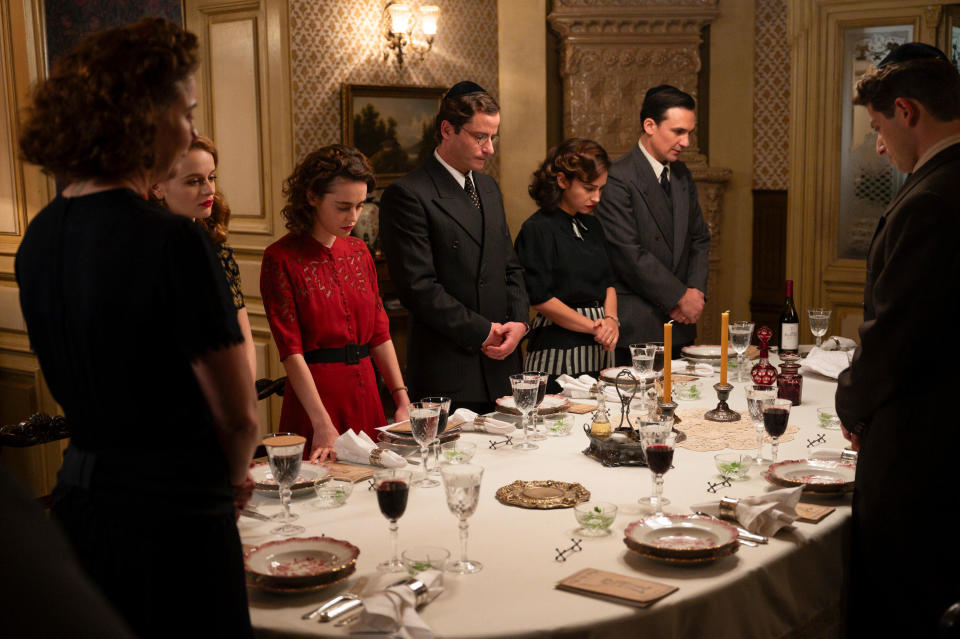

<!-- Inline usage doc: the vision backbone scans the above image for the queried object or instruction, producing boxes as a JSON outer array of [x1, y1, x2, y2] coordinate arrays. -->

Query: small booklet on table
[[556, 568, 677, 608]]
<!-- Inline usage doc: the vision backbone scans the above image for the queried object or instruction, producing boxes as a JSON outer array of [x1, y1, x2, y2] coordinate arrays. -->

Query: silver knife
[[302, 576, 369, 621], [240, 508, 271, 521], [736, 527, 768, 544]]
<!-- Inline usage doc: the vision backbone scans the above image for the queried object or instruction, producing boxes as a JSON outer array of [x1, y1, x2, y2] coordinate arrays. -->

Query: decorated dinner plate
[[244, 536, 360, 589], [623, 536, 739, 564], [495, 394, 569, 416], [377, 427, 461, 447], [624, 515, 739, 560], [599, 366, 662, 386], [246, 564, 356, 594], [251, 460, 330, 497], [765, 459, 856, 493], [495, 480, 590, 509]]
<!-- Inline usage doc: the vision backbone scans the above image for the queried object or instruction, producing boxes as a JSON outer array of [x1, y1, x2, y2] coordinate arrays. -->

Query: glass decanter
[[751, 326, 778, 386]]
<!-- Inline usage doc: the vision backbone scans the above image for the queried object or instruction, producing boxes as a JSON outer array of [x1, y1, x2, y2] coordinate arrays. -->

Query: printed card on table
[[556, 568, 677, 608], [795, 502, 835, 523], [324, 462, 376, 483], [566, 403, 597, 415]]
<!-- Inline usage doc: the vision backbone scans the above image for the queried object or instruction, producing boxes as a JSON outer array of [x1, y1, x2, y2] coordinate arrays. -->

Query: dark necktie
[[660, 166, 671, 200], [464, 175, 481, 210]]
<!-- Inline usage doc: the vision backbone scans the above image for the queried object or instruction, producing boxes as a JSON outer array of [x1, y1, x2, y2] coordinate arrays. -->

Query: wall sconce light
[[382, 2, 439, 67]]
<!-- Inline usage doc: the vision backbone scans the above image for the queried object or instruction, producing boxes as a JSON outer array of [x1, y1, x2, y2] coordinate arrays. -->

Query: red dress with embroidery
[[261, 234, 390, 452]]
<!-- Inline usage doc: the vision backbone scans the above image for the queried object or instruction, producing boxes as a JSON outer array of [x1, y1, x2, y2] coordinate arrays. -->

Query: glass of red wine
[[524, 370, 548, 441], [374, 469, 413, 572], [763, 398, 792, 465], [639, 425, 677, 517]]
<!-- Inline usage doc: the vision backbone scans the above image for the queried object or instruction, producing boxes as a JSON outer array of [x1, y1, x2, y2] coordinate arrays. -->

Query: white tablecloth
[[243, 368, 849, 638]]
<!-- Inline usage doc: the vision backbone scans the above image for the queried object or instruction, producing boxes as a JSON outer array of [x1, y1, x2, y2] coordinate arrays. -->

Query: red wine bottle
[[779, 280, 799, 355]]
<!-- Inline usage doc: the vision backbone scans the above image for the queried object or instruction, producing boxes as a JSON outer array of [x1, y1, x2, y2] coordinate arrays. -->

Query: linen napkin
[[350, 570, 444, 639], [555, 374, 598, 399], [798, 346, 853, 379], [809, 447, 858, 463], [333, 430, 407, 468], [671, 360, 715, 376], [819, 335, 856, 351], [691, 486, 803, 536], [449, 409, 515, 435]]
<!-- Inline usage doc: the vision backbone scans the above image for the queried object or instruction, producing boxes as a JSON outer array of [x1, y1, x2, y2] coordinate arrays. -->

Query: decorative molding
[[753, 0, 790, 190]]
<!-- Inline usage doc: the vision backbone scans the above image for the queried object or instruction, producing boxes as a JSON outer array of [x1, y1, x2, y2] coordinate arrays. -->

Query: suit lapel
[[671, 170, 688, 269], [629, 146, 674, 252], [425, 157, 483, 246]]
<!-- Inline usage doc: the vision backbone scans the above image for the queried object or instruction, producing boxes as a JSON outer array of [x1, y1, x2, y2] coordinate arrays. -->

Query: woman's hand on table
[[592, 317, 619, 352], [309, 418, 340, 462], [232, 471, 255, 520], [392, 394, 410, 423], [840, 424, 861, 452]]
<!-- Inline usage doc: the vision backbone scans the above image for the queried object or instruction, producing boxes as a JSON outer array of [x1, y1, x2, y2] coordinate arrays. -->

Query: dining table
[[242, 357, 851, 639]]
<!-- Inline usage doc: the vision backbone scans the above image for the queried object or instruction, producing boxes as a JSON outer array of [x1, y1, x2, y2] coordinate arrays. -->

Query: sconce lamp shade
[[420, 5, 439, 36], [388, 3, 412, 33]]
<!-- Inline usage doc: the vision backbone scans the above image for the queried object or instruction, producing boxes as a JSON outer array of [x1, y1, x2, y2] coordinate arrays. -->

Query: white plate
[[624, 515, 738, 556], [681, 345, 736, 360], [495, 394, 569, 415], [244, 536, 360, 588], [766, 458, 855, 493], [250, 460, 330, 497], [599, 366, 661, 385]]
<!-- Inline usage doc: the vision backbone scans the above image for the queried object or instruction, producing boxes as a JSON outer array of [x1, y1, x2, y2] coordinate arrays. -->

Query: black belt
[[304, 344, 369, 365]]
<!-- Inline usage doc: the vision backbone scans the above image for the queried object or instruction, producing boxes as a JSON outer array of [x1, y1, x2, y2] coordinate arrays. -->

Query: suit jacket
[[379, 155, 529, 403], [835, 143, 960, 636], [594, 145, 711, 347]]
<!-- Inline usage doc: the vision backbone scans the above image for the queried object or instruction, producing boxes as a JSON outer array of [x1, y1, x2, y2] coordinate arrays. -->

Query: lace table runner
[[674, 407, 800, 452]]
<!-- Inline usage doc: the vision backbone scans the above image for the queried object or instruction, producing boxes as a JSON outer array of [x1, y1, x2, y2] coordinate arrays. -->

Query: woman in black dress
[[515, 139, 619, 393], [15, 19, 259, 638]]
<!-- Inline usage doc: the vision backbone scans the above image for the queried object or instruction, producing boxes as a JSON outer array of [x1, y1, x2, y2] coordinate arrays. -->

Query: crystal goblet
[[263, 433, 306, 536]]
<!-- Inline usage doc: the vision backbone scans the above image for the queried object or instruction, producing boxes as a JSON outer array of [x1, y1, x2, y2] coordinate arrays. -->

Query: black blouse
[[514, 207, 615, 307]]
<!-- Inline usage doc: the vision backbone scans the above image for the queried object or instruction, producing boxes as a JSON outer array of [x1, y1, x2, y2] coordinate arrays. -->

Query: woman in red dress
[[261, 145, 410, 460]]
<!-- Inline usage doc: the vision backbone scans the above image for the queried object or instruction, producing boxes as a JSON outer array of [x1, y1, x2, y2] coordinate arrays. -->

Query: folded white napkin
[[798, 346, 853, 379], [809, 447, 858, 463], [691, 486, 803, 536], [819, 336, 856, 351], [333, 430, 407, 468], [351, 570, 443, 639], [671, 360, 715, 376], [555, 374, 598, 399], [449, 409, 515, 435]]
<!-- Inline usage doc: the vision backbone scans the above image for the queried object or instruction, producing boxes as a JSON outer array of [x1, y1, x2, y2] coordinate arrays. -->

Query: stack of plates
[[244, 536, 360, 593], [250, 460, 330, 498], [495, 394, 569, 416], [623, 515, 739, 564], [599, 366, 662, 386], [377, 426, 461, 450], [680, 345, 736, 368], [765, 458, 855, 494]]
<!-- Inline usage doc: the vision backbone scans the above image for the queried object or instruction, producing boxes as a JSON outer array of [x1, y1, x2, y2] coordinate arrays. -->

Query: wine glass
[[763, 398, 793, 465], [420, 396, 450, 477], [440, 463, 484, 574], [635, 415, 674, 508], [808, 308, 832, 347], [745, 384, 777, 464], [629, 344, 656, 382], [408, 402, 441, 488], [729, 321, 754, 382], [645, 341, 666, 373], [639, 425, 677, 518], [263, 433, 306, 536], [510, 372, 540, 450], [374, 468, 412, 572], [524, 370, 548, 441]]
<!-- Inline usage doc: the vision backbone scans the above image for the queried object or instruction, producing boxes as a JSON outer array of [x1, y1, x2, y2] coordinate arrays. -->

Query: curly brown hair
[[281, 145, 375, 235], [529, 138, 610, 210], [19, 18, 198, 182]]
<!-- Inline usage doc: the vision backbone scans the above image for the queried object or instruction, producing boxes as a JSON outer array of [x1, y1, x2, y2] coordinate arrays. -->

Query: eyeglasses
[[460, 127, 499, 148]]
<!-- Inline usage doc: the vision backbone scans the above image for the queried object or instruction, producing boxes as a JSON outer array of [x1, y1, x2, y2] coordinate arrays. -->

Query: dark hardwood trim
[[750, 189, 788, 339]]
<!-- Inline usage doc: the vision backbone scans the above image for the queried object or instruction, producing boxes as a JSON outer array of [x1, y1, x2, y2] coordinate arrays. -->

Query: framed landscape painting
[[341, 84, 446, 187]]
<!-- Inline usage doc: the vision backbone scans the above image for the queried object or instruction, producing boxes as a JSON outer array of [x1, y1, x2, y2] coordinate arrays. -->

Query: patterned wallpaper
[[752, 0, 790, 190], [289, 0, 499, 178]]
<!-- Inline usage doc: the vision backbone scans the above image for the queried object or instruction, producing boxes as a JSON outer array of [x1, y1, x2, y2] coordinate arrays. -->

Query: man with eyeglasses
[[380, 81, 528, 413]]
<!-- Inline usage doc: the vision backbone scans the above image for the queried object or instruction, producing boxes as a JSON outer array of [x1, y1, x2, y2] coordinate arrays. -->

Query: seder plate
[[251, 460, 330, 497], [624, 515, 739, 561], [765, 459, 856, 494], [495, 480, 590, 509], [495, 394, 569, 416], [244, 536, 360, 589]]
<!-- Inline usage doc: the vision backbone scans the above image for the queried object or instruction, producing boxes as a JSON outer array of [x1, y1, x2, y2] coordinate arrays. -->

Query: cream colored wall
[[709, 0, 755, 322], [497, 0, 547, 235]]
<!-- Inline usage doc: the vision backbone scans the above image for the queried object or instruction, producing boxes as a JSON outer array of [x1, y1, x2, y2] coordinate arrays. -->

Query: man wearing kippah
[[594, 85, 711, 363], [836, 43, 960, 637], [380, 82, 528, 412]]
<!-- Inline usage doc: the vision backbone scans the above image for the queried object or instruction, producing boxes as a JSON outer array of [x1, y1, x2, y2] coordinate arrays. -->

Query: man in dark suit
[[380, 82, 528, 412], [594, 85, 710, 363], [836, 43, 960, 638]]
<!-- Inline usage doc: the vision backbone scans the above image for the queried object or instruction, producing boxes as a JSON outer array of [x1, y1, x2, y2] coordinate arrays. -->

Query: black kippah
[[444, 81, 486, 100], [878, 42, 949, 68], [643, 84, 678, 101]]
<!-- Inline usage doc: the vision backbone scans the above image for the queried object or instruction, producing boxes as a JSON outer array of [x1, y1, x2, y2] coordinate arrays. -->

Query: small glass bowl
[[312, 478, 353, 508], [816, 408, 841, 430], [714, 453, 753, 481], [544, 413, 573, 437], [673, 375, 703, 402], [401, 545, 450, 575], [440, 441, 477, 464], [573, 501, 618, 536]]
